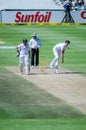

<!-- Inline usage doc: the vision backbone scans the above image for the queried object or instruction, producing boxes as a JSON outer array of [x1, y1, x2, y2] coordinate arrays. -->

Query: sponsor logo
[[80, 11, 86, 19], [15, 11, 52, 23]]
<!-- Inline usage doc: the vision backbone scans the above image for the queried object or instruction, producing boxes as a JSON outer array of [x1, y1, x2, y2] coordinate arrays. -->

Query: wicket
[[40, 56, 46, 72]]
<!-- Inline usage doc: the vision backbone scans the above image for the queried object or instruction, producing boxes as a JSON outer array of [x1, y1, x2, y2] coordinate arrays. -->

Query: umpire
[[29, 32, 42, 69]]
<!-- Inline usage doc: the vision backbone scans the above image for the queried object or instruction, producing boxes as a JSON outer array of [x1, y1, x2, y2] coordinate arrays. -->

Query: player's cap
[[23, 38, 27, 43], [32, 32, 37, 37]]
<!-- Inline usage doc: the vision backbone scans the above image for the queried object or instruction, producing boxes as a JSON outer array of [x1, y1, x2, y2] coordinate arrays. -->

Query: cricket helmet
[[22, 38, 27, 43]]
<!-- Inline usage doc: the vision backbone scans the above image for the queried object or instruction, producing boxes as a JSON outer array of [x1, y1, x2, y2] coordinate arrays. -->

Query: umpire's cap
[[32, 32, 37, 37], [23, 38, 27, 43]]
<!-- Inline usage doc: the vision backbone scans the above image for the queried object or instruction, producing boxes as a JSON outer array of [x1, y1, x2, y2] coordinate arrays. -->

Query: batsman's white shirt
[[17, 43, 30, 74], [18, 43, 30, 56], [53, 43, 66, 57], [17, 43, 30, 65]]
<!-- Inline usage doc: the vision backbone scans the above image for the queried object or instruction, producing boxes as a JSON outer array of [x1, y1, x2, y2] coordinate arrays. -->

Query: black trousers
[[31, 48, 39, 66], [61, 12, 74, 23]]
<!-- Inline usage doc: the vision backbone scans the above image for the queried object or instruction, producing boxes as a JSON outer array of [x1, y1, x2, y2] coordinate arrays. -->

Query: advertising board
[[1, 10, 86, 23]]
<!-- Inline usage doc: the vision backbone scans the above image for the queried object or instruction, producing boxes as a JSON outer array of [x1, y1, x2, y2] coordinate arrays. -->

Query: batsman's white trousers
[[19, 55, 30, 74]]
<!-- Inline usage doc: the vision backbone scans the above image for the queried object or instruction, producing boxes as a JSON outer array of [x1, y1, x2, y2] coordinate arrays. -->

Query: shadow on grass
[[29, 70, 86, 75], [59, 71, 86, 75]]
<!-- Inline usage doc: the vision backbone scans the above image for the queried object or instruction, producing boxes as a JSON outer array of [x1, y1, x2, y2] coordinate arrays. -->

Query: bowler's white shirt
[[53, 43, 66, 55]]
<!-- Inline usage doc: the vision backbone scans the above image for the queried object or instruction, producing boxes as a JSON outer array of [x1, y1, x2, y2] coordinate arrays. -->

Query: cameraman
[[63, 0, 74, 22], [64, 0, 73, 13]]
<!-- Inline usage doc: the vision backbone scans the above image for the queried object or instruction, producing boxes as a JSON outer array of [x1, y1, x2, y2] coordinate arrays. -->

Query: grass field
[[0, 24, 86, 130], [0, 25, 86, 75]]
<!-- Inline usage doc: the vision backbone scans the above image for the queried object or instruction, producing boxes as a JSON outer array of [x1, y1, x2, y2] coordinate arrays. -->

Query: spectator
[[78, 0, 85, 10]]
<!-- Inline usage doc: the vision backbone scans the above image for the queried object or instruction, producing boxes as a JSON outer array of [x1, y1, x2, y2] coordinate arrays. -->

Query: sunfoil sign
[[15, 11, 52, 23], [1, 10, 86, 23]]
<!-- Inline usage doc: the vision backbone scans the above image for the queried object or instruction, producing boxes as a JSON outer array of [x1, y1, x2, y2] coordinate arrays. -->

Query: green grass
[[0, 25, 86, 129], [0, 25, 86, 75], [0, 67, 86, 130], [0, 67, 84, 119], [0, 118, 86, 130]]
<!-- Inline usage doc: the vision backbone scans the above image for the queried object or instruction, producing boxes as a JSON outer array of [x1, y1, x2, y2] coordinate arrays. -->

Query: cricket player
[[29, 32, 42, 69], [16, 38, 30, 75], [50, 40, 70, 74]]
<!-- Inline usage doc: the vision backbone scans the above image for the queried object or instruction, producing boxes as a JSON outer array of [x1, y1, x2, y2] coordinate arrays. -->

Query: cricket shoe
[[31, 66, 34, 69], [50, 63, 54, 69], [36, 66, 39, 69], [55, 70, 59, 74], [26, 73, 29, 75]]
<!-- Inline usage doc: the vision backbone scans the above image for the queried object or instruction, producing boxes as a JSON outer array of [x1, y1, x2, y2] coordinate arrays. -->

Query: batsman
[[16, 38, 30, 75]]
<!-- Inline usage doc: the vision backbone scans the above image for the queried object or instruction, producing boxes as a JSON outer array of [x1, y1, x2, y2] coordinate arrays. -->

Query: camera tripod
[[61, 11, 74, 23]]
